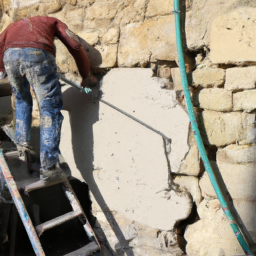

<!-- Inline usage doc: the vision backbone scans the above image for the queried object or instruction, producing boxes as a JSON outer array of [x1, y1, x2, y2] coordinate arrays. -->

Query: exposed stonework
[[225, 66, 256, 91], [118, 16, 177, 67], [185, 199, 251, 256], [186, 0, 256, 50], [178, 129, 200, 177], [233, 90, 256, 112], [198, 110, 256, 146], [192, 69, 225, 88], [193, 88, 232, 112], [210, 8, 256, 65]]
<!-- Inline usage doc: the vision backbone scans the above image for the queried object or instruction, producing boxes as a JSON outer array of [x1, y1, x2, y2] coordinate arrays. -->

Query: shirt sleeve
[[55, 20, 90, 79]]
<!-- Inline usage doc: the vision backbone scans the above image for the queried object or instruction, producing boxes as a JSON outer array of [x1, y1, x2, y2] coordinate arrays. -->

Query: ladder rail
[[0, 149, 45, 256]]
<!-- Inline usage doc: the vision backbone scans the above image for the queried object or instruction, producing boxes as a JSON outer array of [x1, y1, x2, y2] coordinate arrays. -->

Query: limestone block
[[174, 176, 202, 207], [55, 39, 77, 74], [94, 44, 118, 68], [84, 1, 117, 29], [233, 90, 256, 112], [102, 28, 120, 45], [0, 14, 12, 33], [193, 88, 232, 112], [185, 0, 256, 50], [63, 0, 77, 5], [178, 129, 200, 176], [146, 0, 173, 17], [225, 66, 256, 91], [200, 146, 256, 201], [199, 110, 256, 146], [185, 199, 256, 256], [77, 31, 99, 46], [60, 68, 191, 230], [0, 96, 12, 126], [118, 16, 177, 67], [171, 68, 183, 92], [210, 8, 256, 64], [192, 69, 225, 88], [157, 66, 172, 79], [114, 0, 147, 27]]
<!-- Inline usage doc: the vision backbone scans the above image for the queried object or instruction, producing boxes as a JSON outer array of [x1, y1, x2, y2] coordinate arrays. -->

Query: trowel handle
[[59, 74, 92, 94]]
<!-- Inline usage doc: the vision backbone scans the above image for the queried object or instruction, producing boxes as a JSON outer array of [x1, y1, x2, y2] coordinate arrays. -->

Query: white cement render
[[60, 68, 191, 230]]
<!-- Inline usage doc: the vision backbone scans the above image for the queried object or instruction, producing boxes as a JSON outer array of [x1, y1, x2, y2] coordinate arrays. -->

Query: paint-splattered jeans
[[3, 48, 63, 171]]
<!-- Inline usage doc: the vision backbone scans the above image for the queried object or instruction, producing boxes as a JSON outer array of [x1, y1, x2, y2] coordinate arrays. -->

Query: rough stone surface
[[233, 90, 256, 112], [60, 68, 192, 231], [146, 0, 173, 17], [185, 0, 256, 50], [210, 8, 256, 64], [199, 110, 256, 146], [225, 66, 256, 91], [178, 129, 200, 176], [171, 67, 192, 92], [94, 44, 118, 68], [93, 206, 183, 255], [118, 16, 177, 67], [185, 199, 254, 256], [174, 176, 202, 207], [192, 69, 226, 88], [193, 88, 232, 112], [200, 146, 256, 201]]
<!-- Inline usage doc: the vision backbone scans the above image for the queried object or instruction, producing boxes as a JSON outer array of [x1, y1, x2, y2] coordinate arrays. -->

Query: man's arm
[[54, 20, 92, 82]]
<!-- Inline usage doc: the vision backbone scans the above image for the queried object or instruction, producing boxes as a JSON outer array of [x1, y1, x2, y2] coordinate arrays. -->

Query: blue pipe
[[173, 0, 255, 255]]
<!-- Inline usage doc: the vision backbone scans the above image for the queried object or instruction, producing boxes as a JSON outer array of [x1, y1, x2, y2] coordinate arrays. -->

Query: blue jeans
[[3, 48, 63, 170]]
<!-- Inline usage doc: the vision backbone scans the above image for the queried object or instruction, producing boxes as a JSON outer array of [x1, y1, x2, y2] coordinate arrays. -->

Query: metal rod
[[173, 0, 256, 255], [59, 74, 171, 142]]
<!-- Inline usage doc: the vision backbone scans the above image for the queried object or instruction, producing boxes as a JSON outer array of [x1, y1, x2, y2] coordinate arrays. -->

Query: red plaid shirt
[[0, 16, 90, 78]]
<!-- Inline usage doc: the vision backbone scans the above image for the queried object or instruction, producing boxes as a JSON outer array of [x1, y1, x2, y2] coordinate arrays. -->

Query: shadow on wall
[[62, 85, 135, 256], [78, 36, 102, 68]]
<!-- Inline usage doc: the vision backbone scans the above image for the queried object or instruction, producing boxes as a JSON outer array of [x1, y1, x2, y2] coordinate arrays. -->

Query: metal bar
[[0, 149, 45, 256], [64, 241, 99, 256], [173, 0, 256, 255], [59, 74, 171, 142], [62, 181, 101, 249], [35, 209, 82, 237]]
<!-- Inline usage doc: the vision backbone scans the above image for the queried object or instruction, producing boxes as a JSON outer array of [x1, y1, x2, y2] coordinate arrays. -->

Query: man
[[0, 16, 96, 183]]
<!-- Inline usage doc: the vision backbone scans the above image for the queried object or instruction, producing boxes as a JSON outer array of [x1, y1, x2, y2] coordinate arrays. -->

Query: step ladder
[[0, 147, 101, 256]]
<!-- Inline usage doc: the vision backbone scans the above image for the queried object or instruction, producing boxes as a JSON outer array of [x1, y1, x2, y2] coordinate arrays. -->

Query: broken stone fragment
[[171, 67, 192, 92], [192, 69, 225, 88], [198, 110, 256, 147], [225, 66, 256, 91], [174, 176, 202, 207], [193, 88, 232, 112], [233, 90, 256, 112], [178, 128, 200, 177], [185, 199, 248, 256]]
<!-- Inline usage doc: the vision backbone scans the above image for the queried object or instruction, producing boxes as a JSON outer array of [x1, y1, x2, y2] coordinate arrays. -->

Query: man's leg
[[3, 50, 33, 147], [25, 49, 64, 181]]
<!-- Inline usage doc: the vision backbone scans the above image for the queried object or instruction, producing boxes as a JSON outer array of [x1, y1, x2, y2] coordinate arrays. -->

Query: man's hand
[[81, 73, 98, 88]]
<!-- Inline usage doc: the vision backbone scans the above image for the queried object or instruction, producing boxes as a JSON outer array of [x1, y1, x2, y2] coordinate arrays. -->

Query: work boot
[[40, 163, 66, 184]]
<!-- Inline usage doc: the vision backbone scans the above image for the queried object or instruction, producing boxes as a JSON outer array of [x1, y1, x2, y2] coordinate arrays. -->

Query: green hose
[[173, 0, 255, 255]]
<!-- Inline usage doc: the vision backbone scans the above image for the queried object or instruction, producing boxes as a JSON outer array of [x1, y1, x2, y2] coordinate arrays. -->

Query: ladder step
[[64, 241, 100, 256], [35, 208, 82, 237], [25, 179, 65, 194]]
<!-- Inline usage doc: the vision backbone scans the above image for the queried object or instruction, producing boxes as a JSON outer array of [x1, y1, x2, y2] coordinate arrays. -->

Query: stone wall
[[1, 0, 256, 256]]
